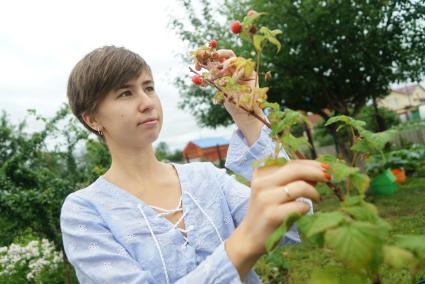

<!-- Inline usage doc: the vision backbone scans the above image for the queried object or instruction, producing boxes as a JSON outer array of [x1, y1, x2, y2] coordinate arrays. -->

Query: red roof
[[307, 113, 323, 125], [392, 84, 418, 95]]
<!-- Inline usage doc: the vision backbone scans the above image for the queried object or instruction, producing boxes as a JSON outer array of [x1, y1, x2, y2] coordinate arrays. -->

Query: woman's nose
[[137, 90, 155, 112]]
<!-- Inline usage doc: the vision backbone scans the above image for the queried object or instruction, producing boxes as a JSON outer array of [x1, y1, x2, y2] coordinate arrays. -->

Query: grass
[[255, 177, 425, 284]]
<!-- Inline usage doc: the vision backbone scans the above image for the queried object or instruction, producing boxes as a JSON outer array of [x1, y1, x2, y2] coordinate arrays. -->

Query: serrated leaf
[[325, 222, 385, 271], [253, 87, 269, 101], [253, 34, 265, 51], [351, 139, 369, 153], [266, 212, 302, 252], [394, 235, 425, 259], [317, 155, 358, 183], [244, 60, 256, 78], [306, 212, 346, 237], [325, 115, 366, 131], [317, 154, 337, 164], [342, 195, 364, 207], [383, 245, 417, 269], [252, 156, 288, 169], [267, 36, 281, 53], [281, 134, 310, 154], [298, 215, 325, 247], [243, 12, 266, 26], [358, 129, 396, 153], [262, 101, 280, 111], [349, 172, 370, 195], [341, 206, 378, 223], [213, 92, 225, 104]]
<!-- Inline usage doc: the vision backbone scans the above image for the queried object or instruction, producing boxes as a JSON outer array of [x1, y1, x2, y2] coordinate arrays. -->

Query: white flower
[[0, 238, 64, 280]]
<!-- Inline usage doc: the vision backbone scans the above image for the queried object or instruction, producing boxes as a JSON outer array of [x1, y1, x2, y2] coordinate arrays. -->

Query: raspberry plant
[[189, 10, 425, 284]]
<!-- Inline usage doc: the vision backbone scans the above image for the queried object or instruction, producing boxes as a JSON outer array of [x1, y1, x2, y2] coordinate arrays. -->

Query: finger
[[267, 201, 311, 225], [253, 160, 326, 180], [286, 159, 330, 171], [216, 49, 236, 61], [259, 180, 320, 203], [255, 163, 330, 188]]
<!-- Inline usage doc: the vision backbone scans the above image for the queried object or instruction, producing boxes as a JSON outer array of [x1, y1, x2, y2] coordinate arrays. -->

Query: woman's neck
[[103, 142, 169, 191]]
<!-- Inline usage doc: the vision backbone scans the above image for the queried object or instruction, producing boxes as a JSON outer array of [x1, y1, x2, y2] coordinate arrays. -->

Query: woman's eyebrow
[[115, 80, 154, 91]]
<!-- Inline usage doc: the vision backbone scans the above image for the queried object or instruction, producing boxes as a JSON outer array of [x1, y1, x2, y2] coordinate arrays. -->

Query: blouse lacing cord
[[150, 196, 191, 246], [137, 191, 224, 284]]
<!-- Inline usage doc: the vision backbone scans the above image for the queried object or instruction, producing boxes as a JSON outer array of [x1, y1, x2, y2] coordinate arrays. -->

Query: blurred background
[[0, 0, 424, 283]]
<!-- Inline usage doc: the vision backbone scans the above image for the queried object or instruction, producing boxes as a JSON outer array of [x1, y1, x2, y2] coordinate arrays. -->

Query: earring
[[97, 128, 103, 136]]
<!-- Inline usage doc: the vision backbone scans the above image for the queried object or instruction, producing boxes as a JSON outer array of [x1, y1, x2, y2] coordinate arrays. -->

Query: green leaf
[[394, 235, 425, 259], [243, 12, 266, 26], [310, 266, 368, 284], [349, 172, 370, 195], [297, 215, 325, 247], [281, 134, 310, 154], [325, 115, 366, 131], [213, 92, 225, 104], [325, 222, 385, 271], [341, 206, 378, 223], [267, 35, 282, 53], [383, 245, 417, 269], [351, 139, 369, 153], [258, 26, 282, 53], [266, 212, 301, 252], [244, 60, 256, 78], [306, 211, 346, 237], [358, 129, 396, 153], [272, 108, 307, 136], [253, 34, 265, 51], [317, 155, 358, 183], [251, 156, 288, 169], [262, 101, 280, 112]]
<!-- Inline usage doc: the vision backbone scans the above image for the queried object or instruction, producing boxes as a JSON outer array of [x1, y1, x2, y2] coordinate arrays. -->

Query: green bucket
[[370, 168, 398, 195]]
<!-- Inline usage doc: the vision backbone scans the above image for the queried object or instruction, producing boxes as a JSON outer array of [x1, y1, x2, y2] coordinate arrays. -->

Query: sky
[[1, 1, 423, 152], [0, 0, 236, 151]]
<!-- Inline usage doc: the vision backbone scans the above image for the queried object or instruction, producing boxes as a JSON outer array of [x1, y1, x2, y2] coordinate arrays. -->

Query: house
[[378, 83, 425, 121], [183, 137, 229, 165]]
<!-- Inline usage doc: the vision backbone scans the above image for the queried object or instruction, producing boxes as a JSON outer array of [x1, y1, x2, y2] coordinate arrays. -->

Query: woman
[[60, 45, 327, 283]]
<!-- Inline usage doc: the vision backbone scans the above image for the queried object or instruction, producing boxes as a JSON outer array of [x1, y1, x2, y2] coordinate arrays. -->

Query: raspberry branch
[[189, 66, 272, 129]]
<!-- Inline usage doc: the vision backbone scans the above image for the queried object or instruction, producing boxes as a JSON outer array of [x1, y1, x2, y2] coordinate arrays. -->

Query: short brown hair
[[67, 45, 151, 138]]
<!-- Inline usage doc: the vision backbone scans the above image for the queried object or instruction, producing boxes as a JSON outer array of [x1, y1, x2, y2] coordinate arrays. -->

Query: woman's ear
[[81, 112, 101, 131]]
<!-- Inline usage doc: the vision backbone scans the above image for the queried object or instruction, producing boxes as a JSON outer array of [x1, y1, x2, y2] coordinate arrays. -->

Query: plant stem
[[189, 67, 271, 128], [327, 182, 344, 201]]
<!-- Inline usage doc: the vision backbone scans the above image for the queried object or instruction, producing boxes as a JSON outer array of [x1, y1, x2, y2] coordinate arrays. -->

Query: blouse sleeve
[[222, 125, 314, 244]]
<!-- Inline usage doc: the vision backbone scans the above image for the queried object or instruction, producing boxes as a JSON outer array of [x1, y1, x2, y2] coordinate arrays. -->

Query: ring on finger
[[283, 186, 291, 199]]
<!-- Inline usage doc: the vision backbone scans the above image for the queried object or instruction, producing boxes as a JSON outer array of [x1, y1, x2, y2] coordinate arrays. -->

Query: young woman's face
[[95, 71, 163, 148]]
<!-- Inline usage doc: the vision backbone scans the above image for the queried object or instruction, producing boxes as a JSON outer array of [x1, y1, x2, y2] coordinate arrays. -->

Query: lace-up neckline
[[149, 196, 190, 240]]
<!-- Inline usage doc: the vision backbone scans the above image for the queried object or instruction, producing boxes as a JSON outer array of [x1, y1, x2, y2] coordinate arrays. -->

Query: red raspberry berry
[[230, 21, 242, 34], [209, 39, 217, 49], [191, 75, 203, 85], [247, 10, 257, 16]]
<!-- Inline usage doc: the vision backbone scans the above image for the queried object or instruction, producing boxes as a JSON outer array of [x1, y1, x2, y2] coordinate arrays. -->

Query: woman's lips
[[138, 119, 158, 126]]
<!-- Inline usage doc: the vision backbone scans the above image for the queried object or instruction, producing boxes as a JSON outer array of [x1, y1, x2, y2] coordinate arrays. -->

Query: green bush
[[365, 144, 425, 177]]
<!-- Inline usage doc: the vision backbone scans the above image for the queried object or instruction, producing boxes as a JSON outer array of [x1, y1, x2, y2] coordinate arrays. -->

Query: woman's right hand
[[225, 160, 330, 280]]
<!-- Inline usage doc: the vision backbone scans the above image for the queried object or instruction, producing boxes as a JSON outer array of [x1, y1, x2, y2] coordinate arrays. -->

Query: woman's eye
[[146, 86, 155, 92], [119, 91, 131, 98]]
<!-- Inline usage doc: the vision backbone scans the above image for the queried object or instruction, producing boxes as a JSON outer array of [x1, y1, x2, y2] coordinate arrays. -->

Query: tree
[[0, 105, 111, 284], [355, 105, 400, 132], [170, 0, 425, 157], [155, 141, 184, 162]]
